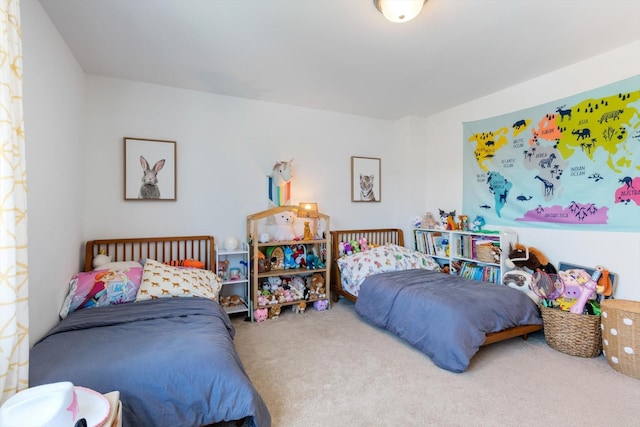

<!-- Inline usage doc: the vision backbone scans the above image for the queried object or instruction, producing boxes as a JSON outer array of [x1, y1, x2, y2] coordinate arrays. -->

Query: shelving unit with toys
[[215, 241, 250, 316], [247, 205, 331, 322], [414, 228, 517, 285]]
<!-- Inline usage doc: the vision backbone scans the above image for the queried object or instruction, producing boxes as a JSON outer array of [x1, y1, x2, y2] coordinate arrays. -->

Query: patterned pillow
[[336, 244, 403, 288], [59, 266, 143, 319], [135, 259, 221, 302], [388, 244, 441, 271]]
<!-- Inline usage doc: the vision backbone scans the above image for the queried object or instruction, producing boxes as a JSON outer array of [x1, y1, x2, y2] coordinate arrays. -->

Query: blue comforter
[[355, 269, 542, 373], [30, 298, 271, 427]]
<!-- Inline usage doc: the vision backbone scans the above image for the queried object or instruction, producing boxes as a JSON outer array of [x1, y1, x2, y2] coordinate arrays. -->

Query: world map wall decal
[[462, 75, 639, 232]]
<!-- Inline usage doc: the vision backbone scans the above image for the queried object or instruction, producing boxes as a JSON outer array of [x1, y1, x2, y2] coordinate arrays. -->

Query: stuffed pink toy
[[254, 308, 268, 322]]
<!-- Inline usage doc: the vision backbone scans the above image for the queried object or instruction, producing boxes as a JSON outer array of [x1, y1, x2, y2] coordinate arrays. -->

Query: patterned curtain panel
[[0, 0, 29, 403]]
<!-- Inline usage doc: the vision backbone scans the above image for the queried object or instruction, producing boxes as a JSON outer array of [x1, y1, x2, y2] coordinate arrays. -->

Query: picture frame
[[351, 156, 381, 202], [124, 137, 177, 201]]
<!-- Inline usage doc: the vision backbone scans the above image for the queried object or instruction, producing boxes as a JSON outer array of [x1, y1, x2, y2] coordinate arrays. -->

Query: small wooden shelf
[[247, 205, 331, 321]]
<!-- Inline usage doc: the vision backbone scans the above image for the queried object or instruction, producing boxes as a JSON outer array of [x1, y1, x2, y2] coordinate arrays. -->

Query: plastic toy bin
[[601, 299, 640, 379]]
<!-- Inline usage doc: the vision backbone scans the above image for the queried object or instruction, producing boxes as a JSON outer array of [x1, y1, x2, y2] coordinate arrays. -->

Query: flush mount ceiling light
[[373, 0, 427, 23]]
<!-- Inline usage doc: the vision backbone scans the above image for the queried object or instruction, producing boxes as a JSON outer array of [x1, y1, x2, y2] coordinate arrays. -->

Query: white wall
[[21, 0, 86, 346], [82, 76, 402, 240], [421, 41, 640, 301]]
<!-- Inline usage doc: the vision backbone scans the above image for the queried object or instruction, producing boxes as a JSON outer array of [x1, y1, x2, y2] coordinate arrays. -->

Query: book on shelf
[[457, 261, 501, 284]]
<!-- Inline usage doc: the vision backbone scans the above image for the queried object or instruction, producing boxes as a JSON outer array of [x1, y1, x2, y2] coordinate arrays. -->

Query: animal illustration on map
[[555, 105, 572, 121], [598, 109, 624, 124], [572, 128, 591, 140], [139, 156, 165, 199], [619, 176, 634, 189], [512, 119, 526, 129], [538, 153, 556, 168], [588, 173, 603, 182], [534, 175, 554, 197]]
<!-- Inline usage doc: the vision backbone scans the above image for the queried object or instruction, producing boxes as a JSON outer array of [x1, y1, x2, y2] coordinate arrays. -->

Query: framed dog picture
[[124, 137, 177, 200], [351, 156, 381, 202]]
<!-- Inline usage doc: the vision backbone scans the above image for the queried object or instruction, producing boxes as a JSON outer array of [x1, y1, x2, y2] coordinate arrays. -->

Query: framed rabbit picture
[[124, 137, 177, 201]]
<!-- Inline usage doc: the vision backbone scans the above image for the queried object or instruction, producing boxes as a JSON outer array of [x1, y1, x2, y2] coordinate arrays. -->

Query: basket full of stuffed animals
[[538, 266, 614, 358]]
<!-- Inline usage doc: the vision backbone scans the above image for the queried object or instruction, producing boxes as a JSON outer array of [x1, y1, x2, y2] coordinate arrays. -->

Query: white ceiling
[[38, 0, 640, 120]]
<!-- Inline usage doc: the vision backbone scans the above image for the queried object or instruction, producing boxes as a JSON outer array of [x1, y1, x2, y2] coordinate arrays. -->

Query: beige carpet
[[232, 300, 638, 427]]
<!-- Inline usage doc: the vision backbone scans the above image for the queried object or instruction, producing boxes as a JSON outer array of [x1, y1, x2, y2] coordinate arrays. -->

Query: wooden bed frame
[[330, 228, 542, 346], [84, 235, 215, 272]]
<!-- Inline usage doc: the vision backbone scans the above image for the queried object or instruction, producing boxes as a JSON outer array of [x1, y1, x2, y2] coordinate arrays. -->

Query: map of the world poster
[[462, 75, 639, 232]]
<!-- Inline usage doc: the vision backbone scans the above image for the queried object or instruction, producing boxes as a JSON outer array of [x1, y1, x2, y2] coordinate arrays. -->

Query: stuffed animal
[[292, 301, 306, 314], [313, 300, 329, 311], [457, 215, 469, 231], [506, 243, 557, 274], [92, 249, 112, 269], [308, 273, 325, 297], [359, 237, 370, 252], [254, 308, 268, 322], [471, 215, 486, 231], [303, 221, 313, 240], [283, 246, 297, 269], [268, 276, 282, 291], [423, 212, 440, 229], [268, 305, 281, 319], [343, 242, 353, 256], [272, 211, 296, 241], [439, 209, 456, 226], [290, 276, 306, 294], [257, 294, 268, 307], [306, 248, 325, 270]]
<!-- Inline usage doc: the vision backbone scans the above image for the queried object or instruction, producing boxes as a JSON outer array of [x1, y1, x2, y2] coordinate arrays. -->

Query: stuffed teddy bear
[[272, 211, 296, 241], [307, 273, 325, 298]]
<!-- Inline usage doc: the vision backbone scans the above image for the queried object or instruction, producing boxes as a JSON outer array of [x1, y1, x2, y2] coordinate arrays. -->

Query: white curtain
[[0, 0, 29, 404]]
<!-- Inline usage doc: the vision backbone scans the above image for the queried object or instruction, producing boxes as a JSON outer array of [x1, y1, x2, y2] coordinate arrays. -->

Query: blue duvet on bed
[[355, 269, 542, 373], [30, 298, 271, 427]]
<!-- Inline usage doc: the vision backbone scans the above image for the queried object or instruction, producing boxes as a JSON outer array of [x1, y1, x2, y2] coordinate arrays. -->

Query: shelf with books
[[413, 228, 517, 285]]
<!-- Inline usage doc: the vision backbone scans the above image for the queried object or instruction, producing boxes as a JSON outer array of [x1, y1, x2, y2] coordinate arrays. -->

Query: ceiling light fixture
[[373, 0, 426, 23]]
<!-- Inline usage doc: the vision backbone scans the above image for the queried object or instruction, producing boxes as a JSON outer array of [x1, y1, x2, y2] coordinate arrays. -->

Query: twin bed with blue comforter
[[331, 228, 543, 373], [29, 236, 271, 427]]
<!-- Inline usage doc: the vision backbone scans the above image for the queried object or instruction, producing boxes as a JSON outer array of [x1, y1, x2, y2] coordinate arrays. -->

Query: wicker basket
[[539, 304, 602, 357], [476, 243, 499, 263], [601, 299, 640, 379]]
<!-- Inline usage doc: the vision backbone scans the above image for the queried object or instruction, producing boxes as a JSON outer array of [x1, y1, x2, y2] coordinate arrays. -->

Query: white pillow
[[336, 244, 403, 288], [136, 259, 221, 302]]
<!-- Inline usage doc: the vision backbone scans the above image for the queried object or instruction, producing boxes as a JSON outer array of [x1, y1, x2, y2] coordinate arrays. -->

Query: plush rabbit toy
[[139, 155, 165, 199]]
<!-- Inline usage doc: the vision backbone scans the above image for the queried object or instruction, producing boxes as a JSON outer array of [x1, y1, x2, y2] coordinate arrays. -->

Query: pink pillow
[[59, 266, 143, 318]]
